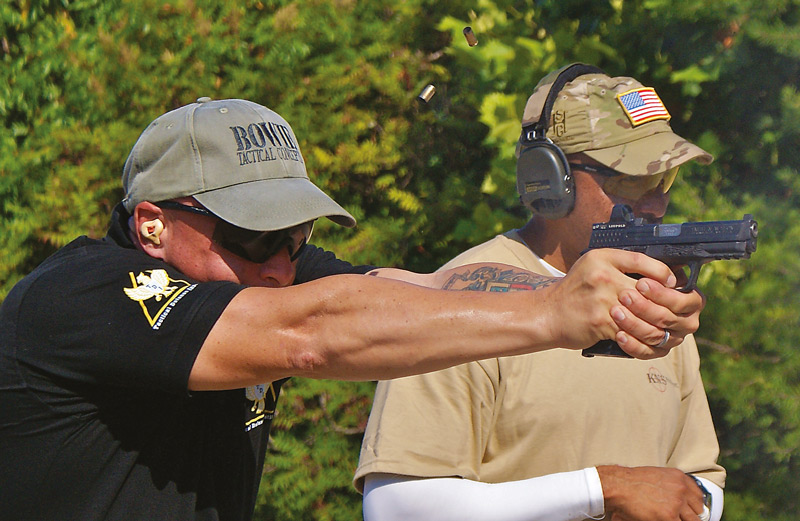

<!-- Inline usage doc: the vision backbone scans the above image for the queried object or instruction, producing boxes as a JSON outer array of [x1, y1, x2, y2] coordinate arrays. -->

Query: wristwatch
[[688, 474, 712, 521]]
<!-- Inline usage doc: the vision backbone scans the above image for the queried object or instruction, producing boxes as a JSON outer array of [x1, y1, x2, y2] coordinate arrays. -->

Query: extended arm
[[189, 249, 704, 390]]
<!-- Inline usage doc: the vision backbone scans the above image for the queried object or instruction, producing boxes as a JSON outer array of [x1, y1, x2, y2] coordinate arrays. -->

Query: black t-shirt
[[0, 205, 374, 521]]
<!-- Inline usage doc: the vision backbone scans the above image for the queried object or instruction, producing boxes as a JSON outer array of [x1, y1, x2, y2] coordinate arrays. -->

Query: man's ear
[[132, 202, 167, 257]]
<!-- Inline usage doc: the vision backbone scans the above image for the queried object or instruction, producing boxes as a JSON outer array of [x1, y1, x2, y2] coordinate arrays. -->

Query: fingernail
[[617, 333, 628, 346], [620, 293, 632, 307], [636, 279, 650, 294], [612, 306, 626, 322], [667, 274, 677, 288]]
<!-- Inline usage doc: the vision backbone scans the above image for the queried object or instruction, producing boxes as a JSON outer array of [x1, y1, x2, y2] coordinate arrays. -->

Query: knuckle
[[671, 314, 699, 334], [590, 312, 612, 333], [585, 267, 613, 288], [688, 315, 700, 331]]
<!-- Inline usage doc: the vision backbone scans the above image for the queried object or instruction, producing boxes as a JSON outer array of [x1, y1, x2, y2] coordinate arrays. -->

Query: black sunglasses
[[155, 201, 312, 263]]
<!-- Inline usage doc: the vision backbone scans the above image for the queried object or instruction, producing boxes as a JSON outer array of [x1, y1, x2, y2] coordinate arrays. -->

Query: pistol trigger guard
[[680, 262, 701, 293]]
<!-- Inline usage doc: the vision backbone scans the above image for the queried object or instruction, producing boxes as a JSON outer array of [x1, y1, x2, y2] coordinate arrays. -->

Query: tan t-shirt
[[355, 231, 726, 495]]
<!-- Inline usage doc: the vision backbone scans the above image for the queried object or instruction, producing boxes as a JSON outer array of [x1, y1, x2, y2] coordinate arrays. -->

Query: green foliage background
[[2, 1, 798, 519]]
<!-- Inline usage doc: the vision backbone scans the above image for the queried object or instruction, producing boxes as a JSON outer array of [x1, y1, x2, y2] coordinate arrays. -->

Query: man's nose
[[633, 188, 670, 222], [259, 247, 296, 287]]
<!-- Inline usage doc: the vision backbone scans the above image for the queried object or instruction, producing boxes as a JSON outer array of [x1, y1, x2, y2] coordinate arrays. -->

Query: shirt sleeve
[[354, 359, 501, 492], [667, 335, 727, 488], [294, 243, 375, 283], [11, 243, 243, 395]]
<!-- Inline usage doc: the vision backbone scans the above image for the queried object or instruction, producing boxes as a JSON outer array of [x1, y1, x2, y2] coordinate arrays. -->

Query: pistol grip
[[581, 340, 633, 358]]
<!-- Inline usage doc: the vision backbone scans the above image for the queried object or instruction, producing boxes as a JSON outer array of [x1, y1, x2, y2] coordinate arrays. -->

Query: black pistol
[[582, 204, 758, 358]]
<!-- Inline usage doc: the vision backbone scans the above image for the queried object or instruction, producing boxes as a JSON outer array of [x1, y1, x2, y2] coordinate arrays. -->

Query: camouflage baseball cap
[[521, 65, 713, 176]]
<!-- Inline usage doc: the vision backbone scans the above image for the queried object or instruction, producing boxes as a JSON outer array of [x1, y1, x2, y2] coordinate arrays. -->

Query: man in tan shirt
[[355, 65, 724, 521]]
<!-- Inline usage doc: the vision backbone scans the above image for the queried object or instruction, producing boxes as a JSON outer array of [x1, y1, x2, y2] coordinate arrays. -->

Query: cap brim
[[583, 131, 713, 176], [194, 177, 356, 231]]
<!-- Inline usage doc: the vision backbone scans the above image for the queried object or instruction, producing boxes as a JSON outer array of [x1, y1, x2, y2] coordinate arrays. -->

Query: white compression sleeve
[[362, 468, 604, 521], [694, 476, 724, 521]]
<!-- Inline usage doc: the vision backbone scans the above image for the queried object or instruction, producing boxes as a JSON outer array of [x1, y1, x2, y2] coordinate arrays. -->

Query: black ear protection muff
[[516, 63, 606, 219]]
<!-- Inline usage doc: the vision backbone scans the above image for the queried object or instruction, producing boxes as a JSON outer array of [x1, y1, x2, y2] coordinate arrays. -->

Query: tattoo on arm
[[442, 266, 558, 292]]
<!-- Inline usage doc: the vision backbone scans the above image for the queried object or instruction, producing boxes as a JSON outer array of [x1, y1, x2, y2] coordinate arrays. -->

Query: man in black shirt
[[0, 98, 705, 520]]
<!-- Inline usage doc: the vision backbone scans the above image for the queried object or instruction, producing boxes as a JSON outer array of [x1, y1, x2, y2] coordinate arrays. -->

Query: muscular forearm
[[362, 470, 604, 521], [190, 273, 560, 389], [189, 250, 704, 390]]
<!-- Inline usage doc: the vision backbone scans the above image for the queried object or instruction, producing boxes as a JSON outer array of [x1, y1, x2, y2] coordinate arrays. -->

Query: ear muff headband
[[516, 63, 606, 219]]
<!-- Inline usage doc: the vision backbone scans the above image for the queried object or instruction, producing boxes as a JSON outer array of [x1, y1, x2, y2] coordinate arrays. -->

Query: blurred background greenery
[[2, 1, 798, 519]]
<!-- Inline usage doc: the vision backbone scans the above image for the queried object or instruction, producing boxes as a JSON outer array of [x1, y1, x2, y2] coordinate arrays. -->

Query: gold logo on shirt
[[123, 269, 193, 329], [124, 269, 178, 302], [245, 383, 280, 433], [246, 383, 277, 415]]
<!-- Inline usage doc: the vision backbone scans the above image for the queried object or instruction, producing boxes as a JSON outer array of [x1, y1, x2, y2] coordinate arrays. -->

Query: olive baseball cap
[[520, 65, 713, 175], [122, 97, 356, 231]]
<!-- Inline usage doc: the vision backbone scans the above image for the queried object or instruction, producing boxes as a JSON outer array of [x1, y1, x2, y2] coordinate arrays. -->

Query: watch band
[[688, 474, 712, 521]]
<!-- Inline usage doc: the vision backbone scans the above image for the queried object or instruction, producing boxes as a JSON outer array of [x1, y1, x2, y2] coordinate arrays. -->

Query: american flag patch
[[616, 87, 670, 126]]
